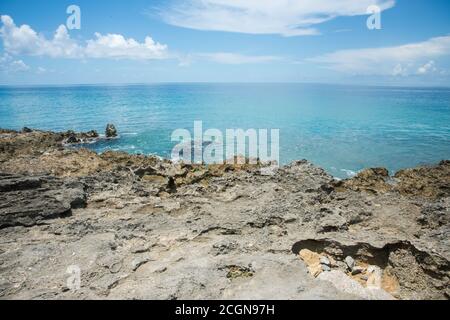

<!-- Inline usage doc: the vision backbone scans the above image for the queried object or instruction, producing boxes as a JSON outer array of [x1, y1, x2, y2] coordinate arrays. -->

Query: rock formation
[[0, 128, 448, 300], [105, 124, 118, 138]]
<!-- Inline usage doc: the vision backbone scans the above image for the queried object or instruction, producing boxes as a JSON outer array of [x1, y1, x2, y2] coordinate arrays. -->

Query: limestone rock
[[131, 257, 150, 271], [0, 174, 86, 228], [318, 270, 394, 300], [334, 168, 391, 194], [394, 160, 450, 198], [367, 266, 383, 289], [299, 249, 323, 277], [0, 128, 448, 300], [318, 214, 348, 233]]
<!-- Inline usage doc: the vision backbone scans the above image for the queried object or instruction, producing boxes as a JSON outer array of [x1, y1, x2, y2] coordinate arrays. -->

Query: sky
[[0, 0, 449, 86]]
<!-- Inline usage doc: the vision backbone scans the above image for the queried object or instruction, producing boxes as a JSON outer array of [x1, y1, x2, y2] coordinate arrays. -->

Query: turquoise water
[[0, 83, 449, 178]]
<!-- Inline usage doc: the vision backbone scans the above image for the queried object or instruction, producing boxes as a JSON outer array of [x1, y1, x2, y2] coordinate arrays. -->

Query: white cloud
[[1, 15, 275, 67], [392, 64, 408, 76], [85, 33, 168, 60], [10, 59, 30, 71], [309, 36, 450, 76], [0, 15, 168, 60], [0, 15, 82, 58], [0, 53, 30, 72], [417, 60, 437, 75], [199, 52, 281, 64], [160, 0, 395, 37]]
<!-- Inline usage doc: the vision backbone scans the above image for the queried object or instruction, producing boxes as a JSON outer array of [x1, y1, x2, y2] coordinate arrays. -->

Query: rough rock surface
[[105, 124, 118, 138], [0, 174, 86, 228], [0, 128, 448, 300]]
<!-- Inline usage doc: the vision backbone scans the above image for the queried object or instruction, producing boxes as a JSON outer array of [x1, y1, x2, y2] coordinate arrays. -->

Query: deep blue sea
[[1, 83, 449, 178]]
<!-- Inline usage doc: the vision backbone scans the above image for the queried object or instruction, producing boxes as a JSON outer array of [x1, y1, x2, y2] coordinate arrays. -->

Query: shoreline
[[0, 127, 449, 300], [3, 126, 445, 180]]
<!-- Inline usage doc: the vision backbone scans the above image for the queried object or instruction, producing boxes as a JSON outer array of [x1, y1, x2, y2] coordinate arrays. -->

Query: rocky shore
[[0, 127, 449, 300]]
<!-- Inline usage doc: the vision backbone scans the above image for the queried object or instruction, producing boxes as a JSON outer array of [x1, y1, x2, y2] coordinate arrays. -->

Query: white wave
[[340, 168, 357, 178]]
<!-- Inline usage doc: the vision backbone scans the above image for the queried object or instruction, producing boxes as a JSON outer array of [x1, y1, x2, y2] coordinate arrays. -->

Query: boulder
[[85, 130, 99, 139], [333, 167, 391, 194], [318, 270, 394, 300], [345, 256, 355, 270], [105, 124, 118, 138], [66, 134, 81, 144]]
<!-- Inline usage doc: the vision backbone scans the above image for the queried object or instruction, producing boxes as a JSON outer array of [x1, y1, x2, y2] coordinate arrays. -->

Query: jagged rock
[[85, 130, 99, 139], [333, 168, 391, 194], [351, 266, 365, 275], [299, 249, 323, 277], [395, 161, 450, 198], [133, 165, 158, 178], [318, 214, 348, 233], [0, 175, 86, 228], [345, 256, 355, 270], [334, 161, 450, 199], [318, 270, 394, 300], [0, 175, 42, 192], [417, 201, 449, 229], [105, 124, 118, 138], [66, 134, 81, 144], [212, 240, 238, 256]]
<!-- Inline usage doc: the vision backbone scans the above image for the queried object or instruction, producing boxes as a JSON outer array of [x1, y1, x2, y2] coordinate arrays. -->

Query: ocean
[[1, 83, 449, 178]]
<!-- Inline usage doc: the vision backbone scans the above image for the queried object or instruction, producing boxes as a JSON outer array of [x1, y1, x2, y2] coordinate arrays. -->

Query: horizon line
[[1, 81, 450, 90]]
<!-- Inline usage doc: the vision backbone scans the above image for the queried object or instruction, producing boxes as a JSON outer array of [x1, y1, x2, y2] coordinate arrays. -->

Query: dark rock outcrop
[[105, 124, 118, 138], [332, 162, 450, 199], [62, 129, 99, 144], [0, 174, 86, 229], [395, 160, 450, 198], [333, 168, 391, 194]]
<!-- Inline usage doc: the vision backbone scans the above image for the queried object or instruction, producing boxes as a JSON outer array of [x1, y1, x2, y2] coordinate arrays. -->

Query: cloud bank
[[309, 35, 450, 76], [160, 0, 395, 37], [0, 15, 279, 66], [0, 15, 168, 60]]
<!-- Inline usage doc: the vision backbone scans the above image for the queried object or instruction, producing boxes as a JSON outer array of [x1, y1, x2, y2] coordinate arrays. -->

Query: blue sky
[[0, 0, 449, 85]]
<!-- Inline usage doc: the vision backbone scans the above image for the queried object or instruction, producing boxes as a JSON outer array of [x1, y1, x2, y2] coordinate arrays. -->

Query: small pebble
[[321, 264, 331, 272], [351, 266, 365, 275], [320, 256, 331, 266], [345, 256, 355, 270]]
